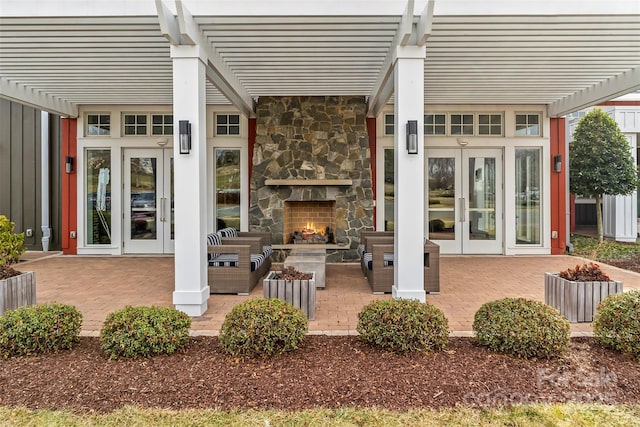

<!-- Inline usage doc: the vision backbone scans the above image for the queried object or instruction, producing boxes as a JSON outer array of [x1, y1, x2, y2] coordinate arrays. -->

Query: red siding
[[366, 117, 376, 226], [61, 118, 77, 254], [550, 117, 567, 255]]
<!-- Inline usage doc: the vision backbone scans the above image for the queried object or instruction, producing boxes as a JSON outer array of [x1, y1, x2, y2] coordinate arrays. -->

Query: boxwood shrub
[[356, 299, 449, 353], [594, 290, 640, 359], [473, 298, 570, 359], [0, 302, 82, 358], [219, 298, 308, 357], [99, 306, 191, 359]]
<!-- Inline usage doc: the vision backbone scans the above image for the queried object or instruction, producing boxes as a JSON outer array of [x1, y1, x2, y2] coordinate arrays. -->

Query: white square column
[[392, 45, 427, 302], [171, 45, 209, 316]]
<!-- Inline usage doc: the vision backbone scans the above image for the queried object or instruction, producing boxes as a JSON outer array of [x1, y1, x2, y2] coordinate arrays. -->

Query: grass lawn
[[2, 404, 639, 426], [571, 234, 639, 260]]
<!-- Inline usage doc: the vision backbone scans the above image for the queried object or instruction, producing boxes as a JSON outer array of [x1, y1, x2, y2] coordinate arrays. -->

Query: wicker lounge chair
[[358, 231, 440, 294], [207, 228, 272, 295]]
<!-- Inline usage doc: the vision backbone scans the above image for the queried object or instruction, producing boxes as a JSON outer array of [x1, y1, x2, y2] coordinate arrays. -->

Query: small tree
[[0, 215, 27, 279], [570, 108, 639, 242]]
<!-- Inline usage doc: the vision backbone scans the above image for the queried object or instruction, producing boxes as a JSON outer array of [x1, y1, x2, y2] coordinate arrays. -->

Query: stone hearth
[[250, 96, 373, 262]]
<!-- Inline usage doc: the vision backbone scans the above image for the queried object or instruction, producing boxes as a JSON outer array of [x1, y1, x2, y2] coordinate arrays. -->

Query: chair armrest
[[371, 243, 394, 268], [359, 230, 394, 245]]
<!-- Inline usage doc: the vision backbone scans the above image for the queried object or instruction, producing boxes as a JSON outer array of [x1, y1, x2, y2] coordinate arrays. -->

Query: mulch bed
[[1, 337, 638, 413]]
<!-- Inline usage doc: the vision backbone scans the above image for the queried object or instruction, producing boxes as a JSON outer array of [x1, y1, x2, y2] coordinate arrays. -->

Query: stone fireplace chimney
[[250, 96, 373, 262]]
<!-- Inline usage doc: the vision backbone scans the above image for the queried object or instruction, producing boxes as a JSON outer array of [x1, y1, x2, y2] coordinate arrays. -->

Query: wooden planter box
[[0, 271, 36, 316], [263, 272, 316, 320], [544, 272, 623, 323]]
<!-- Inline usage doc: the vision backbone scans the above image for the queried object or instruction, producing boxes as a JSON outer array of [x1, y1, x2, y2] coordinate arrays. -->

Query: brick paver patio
[[18, 253, 640, 336]]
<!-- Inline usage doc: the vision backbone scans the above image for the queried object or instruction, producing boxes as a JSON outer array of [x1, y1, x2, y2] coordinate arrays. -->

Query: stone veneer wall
[[250, 96, 373, 262]]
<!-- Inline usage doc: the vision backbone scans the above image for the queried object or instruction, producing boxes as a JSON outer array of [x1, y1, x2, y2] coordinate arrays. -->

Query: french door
[[426, 148, 503, 254], [123, 148, 174, 254]]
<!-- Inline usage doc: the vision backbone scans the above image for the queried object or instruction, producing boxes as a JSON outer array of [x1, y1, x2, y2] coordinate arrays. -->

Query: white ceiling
[[1, 0, 639, 117]]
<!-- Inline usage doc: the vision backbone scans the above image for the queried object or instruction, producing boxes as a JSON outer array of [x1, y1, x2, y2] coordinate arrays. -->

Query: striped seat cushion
[[362, 252, 394, 270], [208, 253, 265, 272], [206, 232, 222, 259], [218, 227, 238, 238], [263, 245, 273, 258]]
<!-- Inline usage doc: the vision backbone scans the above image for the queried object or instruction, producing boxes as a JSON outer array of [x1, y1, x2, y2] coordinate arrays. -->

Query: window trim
[[515, 112, 543, 137], [85, 113, 112, 137], [424, 113, 447, 136], [151, 114, 174, 136], [122, 113, 149, 136], [214, 113, 242, 137], [383, 113, 395, 136]]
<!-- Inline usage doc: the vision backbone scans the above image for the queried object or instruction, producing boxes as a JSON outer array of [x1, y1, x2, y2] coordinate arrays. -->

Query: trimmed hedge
[[473, 298, 570, 359], [219, 298, 308, 357], [99, 306, 191, 359], [594, 290, 640, 360], [356, 299, 449, 353], [0, 302, 82, 358]]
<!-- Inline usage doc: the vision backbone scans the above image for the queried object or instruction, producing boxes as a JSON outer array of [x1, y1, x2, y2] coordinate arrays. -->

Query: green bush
[[219, 298, 308, 357], [0, 302, 82, 358], [356, 299, 449, 353], [99, 306, 191, 359], [0, 214, 27, 279], [594, 290, 640, 360], [473, 298, 570, 359]]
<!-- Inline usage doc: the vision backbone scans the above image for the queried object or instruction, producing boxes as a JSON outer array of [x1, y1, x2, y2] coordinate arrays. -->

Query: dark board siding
[[0, 99, 61, 250]]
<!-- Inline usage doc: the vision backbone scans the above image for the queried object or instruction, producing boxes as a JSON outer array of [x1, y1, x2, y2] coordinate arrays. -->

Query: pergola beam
[[0, 77, 78, 117], [156, 0, 255, 118], [548, 66, 640, 117], [416, 0, 435, 46], [366, 0, 414, 118], [155, 0, 182, 45]]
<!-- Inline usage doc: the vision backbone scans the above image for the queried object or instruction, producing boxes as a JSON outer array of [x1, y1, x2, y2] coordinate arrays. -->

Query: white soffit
[[0, 0, 638, 117]]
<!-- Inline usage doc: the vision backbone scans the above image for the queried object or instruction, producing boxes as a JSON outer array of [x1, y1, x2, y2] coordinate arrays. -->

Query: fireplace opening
[[284, 201, 336, 244]]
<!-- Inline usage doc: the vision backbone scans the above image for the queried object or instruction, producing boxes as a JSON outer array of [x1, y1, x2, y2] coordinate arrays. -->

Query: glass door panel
[[130, 157, 158, 241], [515, 148, 541, 244], [215, 149, 241, 230], [426, 148, 502, 254], [462, 149, 502, 254], [467, 156, 496, 241], [384, 148, 394, 231], [426, 150, 461, 254], [124, 148, 173, 254]]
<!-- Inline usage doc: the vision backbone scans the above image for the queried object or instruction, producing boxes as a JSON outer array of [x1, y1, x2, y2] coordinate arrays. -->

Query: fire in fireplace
[[284, 201, 336, 244]]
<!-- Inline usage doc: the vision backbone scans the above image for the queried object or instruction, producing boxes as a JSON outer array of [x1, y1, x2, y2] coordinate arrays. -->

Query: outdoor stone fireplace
[[250, 96, 373, 262], [284, 200, 336, 244]]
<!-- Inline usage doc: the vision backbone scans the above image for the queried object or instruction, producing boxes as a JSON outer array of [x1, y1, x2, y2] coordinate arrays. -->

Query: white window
[[450, 113, 474, 135], [515, 113, 541, 136], [86, 114, 111, 136], [151, 114, 173, 135], [215, 114, 240, 136], [424, 114, 446, 135], [123, 114, 148, 136], [478, 114, 503, 136], [384, 114, 394, 135]]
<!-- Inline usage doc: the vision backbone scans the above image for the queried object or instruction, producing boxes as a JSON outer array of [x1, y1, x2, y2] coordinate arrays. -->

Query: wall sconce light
[[554, 154, 562, 173], [65, 155, 74, 174], [179, 120, 191, 154], [406, 120, 418, 155]]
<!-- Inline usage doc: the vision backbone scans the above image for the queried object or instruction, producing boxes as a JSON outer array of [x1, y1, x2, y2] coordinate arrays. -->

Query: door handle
[[160, 197, 166, 222], [460, 197, 465, 222]]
